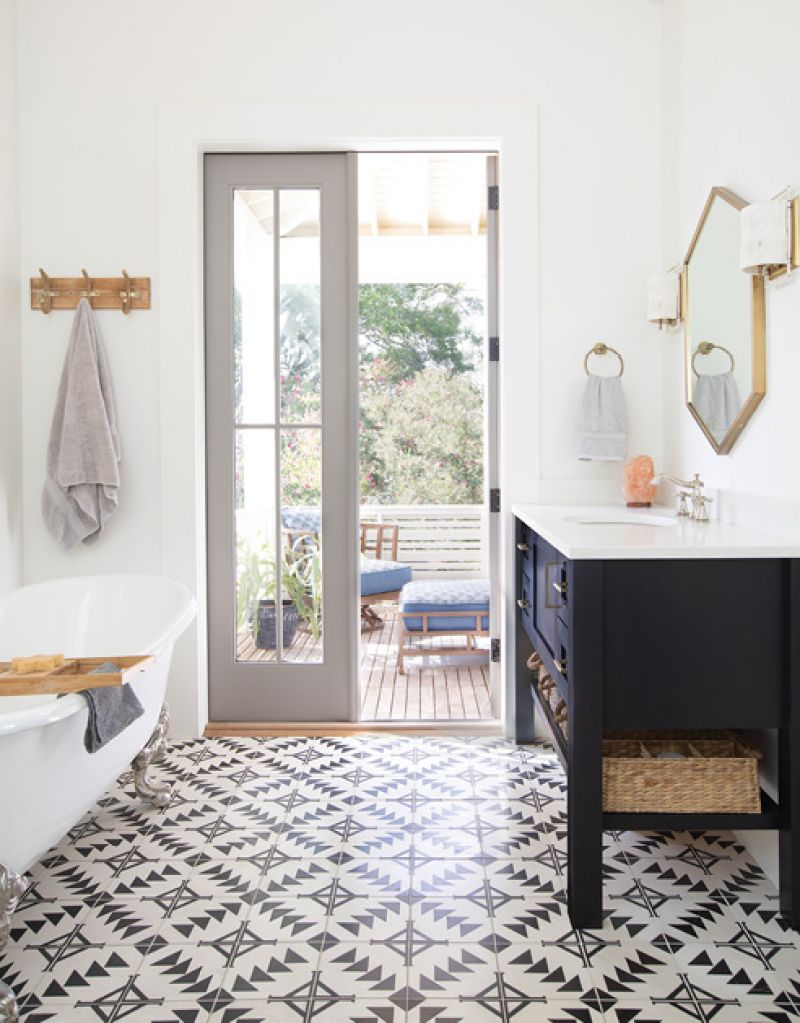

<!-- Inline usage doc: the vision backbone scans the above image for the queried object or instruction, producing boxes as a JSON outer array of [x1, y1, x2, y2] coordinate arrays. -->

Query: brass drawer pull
[[517, 598, 529, 610], [554, 657, 568, 676], [516, 542, 529, 552], [545, 562, 567, 608]]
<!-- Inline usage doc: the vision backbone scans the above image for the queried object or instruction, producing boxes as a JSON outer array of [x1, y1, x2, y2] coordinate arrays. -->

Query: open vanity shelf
[[528, 678, 782, 831], [513, 505, 799, 931]]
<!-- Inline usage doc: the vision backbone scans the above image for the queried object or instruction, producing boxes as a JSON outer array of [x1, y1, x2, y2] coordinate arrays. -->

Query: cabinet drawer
[[516, 525, 534, 570], [518, 566, 535, 644], [552, 615, 570, 702], [532, 536, 567, 656]]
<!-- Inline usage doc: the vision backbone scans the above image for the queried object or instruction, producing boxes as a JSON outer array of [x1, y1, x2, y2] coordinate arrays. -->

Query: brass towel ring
[[691, 340, 735, 375], [584, 342, 624, 377]]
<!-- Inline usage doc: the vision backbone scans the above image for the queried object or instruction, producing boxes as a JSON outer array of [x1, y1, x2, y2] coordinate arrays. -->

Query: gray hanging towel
[[42, 298, 121, 549], [79, 663, 144, 753], [577, 374, 629, 461], [692, 371, 743, 445]]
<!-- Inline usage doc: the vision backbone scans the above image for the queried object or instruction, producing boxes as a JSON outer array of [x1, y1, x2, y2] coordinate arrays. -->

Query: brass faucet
[[650, 472, 713, 523]]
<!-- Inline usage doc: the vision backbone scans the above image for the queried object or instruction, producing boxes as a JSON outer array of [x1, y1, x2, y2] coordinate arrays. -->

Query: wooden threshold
[[205, 720, 504, 738]]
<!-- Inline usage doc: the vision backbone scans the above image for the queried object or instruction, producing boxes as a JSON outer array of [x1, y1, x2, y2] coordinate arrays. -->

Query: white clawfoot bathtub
[[0, 574, 196, 876]]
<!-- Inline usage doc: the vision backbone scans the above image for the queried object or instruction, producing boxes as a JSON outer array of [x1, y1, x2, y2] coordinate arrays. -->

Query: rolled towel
[[577, 374, 629, 462], [79, 663, 144, 753]]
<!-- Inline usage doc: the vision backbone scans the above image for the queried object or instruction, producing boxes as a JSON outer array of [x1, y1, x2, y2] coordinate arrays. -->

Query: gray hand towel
[[692, 371, 743, 445], [79, 663, 144, 753], [577, 374, 629, 461], [42, 298, 121, 549]]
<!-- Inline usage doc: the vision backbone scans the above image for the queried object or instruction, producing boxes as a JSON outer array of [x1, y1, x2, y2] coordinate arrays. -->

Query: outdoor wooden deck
[[237, 607, 492, 721]]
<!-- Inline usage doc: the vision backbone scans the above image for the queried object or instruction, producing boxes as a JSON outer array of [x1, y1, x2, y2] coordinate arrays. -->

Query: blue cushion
[[360, 558, 413, 597], [400, 579, 490, 632], [281, 507, 322, 532]]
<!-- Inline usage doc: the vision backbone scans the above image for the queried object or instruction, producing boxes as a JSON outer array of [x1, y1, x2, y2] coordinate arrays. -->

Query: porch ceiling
[[238, 154, 489, 240]]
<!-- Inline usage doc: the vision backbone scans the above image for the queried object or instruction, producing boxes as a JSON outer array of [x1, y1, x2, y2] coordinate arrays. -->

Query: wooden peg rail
[[30, 268, 151, 314]]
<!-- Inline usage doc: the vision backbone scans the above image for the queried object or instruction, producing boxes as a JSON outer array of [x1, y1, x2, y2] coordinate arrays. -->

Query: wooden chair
[[282, 522, 409, 633], [359, 522, 410, 632], [360, 522, 399, 561]]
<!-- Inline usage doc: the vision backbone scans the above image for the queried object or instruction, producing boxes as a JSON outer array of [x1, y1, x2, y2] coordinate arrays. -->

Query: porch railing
[[360, 504, 485, 580]]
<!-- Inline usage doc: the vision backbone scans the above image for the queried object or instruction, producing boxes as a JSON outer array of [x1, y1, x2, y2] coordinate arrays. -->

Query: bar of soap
[[11, 654, 65, 675]]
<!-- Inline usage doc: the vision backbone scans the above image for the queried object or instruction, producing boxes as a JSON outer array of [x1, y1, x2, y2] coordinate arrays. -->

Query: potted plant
[[283, 538, 322, 641], [236, 534, 322, 650], [237, 535, 299, 650]]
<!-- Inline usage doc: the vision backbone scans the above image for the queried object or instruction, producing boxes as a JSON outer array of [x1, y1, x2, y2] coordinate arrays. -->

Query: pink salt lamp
[[621, 455, 657, 507]]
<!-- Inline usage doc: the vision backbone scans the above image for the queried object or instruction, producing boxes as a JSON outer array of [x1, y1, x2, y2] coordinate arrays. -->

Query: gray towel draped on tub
[[79, 663, 144, 753], [42, 298, 121, 549]]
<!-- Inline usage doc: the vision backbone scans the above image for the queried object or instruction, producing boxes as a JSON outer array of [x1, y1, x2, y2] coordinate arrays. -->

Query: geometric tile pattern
[[1, 735, 798, 1022]]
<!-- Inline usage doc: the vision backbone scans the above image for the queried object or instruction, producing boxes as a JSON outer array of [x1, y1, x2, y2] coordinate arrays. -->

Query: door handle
[[516, 542, 529, 551], [517, 598, 529, 610]]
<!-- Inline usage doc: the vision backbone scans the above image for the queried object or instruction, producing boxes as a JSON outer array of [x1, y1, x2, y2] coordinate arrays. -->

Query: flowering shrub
[[360, 364, 483, 504]]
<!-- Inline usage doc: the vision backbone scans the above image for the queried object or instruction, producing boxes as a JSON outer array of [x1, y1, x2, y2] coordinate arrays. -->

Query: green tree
[[359, 284, 483, 382], [280, 285, 321, 385], [277, 282, 485, 505]]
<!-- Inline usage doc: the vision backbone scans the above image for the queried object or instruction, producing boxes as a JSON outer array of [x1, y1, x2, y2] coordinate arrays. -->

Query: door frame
[[156, 101, 540, 739], [356, 150, 502, 723]]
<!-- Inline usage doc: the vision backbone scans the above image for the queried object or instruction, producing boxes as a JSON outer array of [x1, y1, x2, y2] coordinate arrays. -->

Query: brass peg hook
[[120, 269, 138, 314], [38, 268, 54, 314], [80, 268, 97, 303]]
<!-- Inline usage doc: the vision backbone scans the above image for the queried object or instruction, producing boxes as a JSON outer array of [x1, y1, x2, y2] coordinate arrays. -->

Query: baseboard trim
[[204, 720, 504, 738]]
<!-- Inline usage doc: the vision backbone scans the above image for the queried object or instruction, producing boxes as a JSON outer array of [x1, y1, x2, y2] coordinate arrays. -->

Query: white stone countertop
[[511, 504, 800, 560]]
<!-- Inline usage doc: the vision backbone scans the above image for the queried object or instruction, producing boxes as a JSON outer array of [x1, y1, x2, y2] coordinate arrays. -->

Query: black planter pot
[[251, 599, 300, 650]]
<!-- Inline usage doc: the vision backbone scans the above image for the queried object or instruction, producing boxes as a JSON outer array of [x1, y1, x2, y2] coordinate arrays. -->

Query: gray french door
[[205, 153, 358, 722]]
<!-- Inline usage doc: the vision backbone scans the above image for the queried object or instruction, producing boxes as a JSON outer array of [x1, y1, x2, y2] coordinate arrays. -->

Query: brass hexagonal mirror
[[682, 186, 766, 454]]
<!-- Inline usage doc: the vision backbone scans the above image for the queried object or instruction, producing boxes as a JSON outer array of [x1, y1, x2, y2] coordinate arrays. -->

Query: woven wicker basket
[[602, 734, 762, 814]]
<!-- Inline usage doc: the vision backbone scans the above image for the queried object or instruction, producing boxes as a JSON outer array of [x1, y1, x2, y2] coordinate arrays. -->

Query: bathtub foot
[[132, 702, 173, 808], [0, 983, 19, 1023], [0, 863, 26, 1023]]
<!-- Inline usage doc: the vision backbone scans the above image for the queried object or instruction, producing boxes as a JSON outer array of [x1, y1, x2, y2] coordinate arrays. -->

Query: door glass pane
[[234, 190, 276, 425], [232, 188, 325, 667], [280, 191, 321, 424], [281, 428, 323, 663], [235, 428, 279, 662]]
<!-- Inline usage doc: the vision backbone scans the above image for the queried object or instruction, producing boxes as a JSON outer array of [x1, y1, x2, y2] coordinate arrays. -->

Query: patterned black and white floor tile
[[2, 734, 799, 1022]]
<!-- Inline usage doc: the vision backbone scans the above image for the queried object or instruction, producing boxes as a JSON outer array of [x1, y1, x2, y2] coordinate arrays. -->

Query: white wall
[[661, 0, 800, 509], [15, 0, 663, 734], [0, 0, 21, 598], [661, 0, 800, 884]]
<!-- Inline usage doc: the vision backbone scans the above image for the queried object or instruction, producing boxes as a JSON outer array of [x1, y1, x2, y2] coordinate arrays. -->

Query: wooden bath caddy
[[0, 656, 154, 696]]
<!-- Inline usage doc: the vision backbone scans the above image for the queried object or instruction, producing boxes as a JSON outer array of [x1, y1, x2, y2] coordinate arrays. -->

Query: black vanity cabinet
[[513, 514, 800, 930]]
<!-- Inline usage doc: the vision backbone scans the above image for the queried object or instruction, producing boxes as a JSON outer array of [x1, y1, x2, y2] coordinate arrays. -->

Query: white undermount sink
[[564, 512, 677, 527]]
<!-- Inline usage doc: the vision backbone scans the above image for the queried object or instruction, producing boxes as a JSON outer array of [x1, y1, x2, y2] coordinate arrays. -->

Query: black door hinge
[[490, 637, 501, 662], [489, 336, 499, 362], [490, 488, 500, 513], [488, 185, 499, 210]]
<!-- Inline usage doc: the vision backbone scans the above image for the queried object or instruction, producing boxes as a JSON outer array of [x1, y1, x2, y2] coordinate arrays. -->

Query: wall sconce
[[647, 268, 682, 329], [740, 191, 800, 279]]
